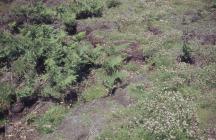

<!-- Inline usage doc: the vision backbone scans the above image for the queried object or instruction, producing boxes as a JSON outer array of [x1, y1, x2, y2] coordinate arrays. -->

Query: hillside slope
[[0, 0, 215, 140]]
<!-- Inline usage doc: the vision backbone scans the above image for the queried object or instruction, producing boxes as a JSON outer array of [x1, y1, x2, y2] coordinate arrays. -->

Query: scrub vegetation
[[0, 0, 215, 139]]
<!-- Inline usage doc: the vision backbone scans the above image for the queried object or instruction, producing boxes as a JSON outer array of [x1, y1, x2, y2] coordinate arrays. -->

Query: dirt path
[[38, 74, 148, 140], [39, 89, 133, 140]]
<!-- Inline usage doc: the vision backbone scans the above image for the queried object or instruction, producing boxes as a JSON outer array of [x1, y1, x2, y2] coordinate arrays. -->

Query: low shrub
[[0, 24, 102, 102], [99, 86, 201, 140], [102, 71, 127, 89], [56, 5, 77, 35], [72, 0, 104, 19], [152, 51, 175, 68], [180, 44, 194, 64], [12, 1, 55, 24], [103, 56, 124, 74]]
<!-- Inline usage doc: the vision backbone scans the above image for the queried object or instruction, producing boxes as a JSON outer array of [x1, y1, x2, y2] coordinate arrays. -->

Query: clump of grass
[[102, 71, 127, 89], [0, 83, 14, 111], [34, 106, 67, 134], [82, 84, 107, 102], [152, 51, 175, 68], [124, 63, 140, 72], [103, 56, 124, 74], [56, 5, 77, 35], [106, 0, 121, 8], [180, 43, 194, 64], [98, 126, 155, 140]]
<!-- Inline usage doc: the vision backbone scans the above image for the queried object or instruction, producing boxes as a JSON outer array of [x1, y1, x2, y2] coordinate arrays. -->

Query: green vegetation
[[72, 0, 104, 19], [96, 0, 215, 139], [102, 71, 127, 89], [104, 56, 124, 74], [99, 85, 200, 140], [0, 0, 111, 113], [0, 0, 125, 129], [13, 2, 55, 24], [106, 0, 121, 8], [82, 84, 107, 102], [0, 0, 215, 139], [214, 0, 216, 6], [34, 106, 67, 134], [0, 83, 14, 111]]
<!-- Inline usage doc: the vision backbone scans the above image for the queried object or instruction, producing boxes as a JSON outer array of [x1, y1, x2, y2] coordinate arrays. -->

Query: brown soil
[[36, 74, 147, 140], [76, 21, 117, 34], [125, 42, 145, 63], [3, 101, 55, 140], [183, 31, 216, 45], [148, 26, 162, 35], [40, 92, 133, 140], [113, 40, 145, 64], [86, 32, 104, 48], [205, 116, 216, 140], [76, 20, 117, 47]]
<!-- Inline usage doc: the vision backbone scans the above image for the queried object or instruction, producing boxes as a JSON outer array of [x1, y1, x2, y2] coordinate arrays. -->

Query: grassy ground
[[0, 0, 215, 139], [78, 0, 216, 139], [41, 0, 215, 139]]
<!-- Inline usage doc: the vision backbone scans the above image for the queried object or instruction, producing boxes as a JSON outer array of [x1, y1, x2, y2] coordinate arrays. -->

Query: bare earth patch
[[40, 91, 133, 140]]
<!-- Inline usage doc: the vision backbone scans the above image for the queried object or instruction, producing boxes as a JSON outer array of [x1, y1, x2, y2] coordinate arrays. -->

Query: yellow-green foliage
[[12, 1, 55, 24], [104, 56, 124, 74], [82, 84, 107, 102], [34, 106, 67, 134], [103, 71, 127, 89], [71, 0, 104, 19], [0, 83, 14, 111], [0, 0, 114, 112]]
